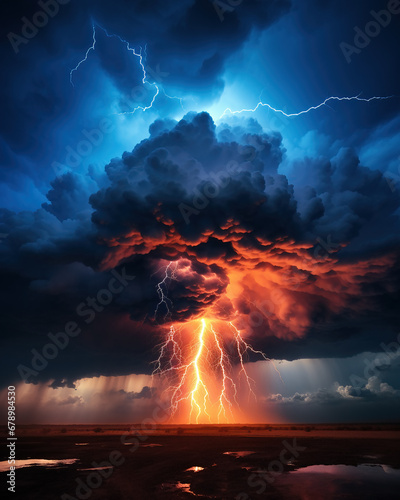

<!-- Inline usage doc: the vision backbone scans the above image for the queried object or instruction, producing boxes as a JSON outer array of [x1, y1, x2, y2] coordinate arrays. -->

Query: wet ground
[[2, 428, 400, 499]]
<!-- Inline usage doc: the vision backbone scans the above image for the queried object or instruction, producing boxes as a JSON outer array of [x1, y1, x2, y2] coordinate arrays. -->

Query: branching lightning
[[220, 94, 393, 119], [210, 323, 237, 422], [154, 261, 179, 321], [69, 22, 185, 114], [152, 324, 183, 375], [189, 319, 210, 423], [152, 315, 283, 424], [161, 88, 185, 111], [70, 23, 393, 123], [69, 23, 394, 427], [230, 322, 285, 388], [152, 319, 211, 424]]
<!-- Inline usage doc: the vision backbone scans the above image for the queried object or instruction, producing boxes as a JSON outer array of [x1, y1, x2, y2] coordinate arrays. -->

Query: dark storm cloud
[[1, 110, 398, 388], [289, 147, 400, 249], [42, 172, 98, 221], [117, 386, 155, 400], [245, 0, 400, 151], [0, 0, 399, 435], [91, 112, 400, 357], [90, 112, 298, 244], [0, 0, 292, 203], [78, 0, 292, 93]]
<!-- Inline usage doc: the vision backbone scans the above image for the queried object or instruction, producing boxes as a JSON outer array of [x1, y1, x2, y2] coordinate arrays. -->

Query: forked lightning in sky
[[152, 317, 284, 424], [70, 22, 160, 114], [151, 261, 283, 424], [69, 23, 395, 424], [220, 94, 393, 119], [70, 24, 393, 121], [154, 261, 179, 321]]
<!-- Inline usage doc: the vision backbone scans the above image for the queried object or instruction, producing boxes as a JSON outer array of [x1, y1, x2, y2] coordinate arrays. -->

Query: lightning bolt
[[152, 315, 283, 424], [154, 261, 179, 321], [152, 325, 183, 375], [210, 323, 237, 422], [70, 22, 187, 115], [161, 88, 185, 111], [189, 318, 211, 423], [153, 319, 211, 424], [96, 26, 160, 115], [230, 322, 285, 391], [70, 24, 97, 87], [220, 94, 393, 119]]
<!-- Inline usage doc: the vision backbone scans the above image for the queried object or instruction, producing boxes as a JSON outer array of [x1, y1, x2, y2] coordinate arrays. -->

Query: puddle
[[75, 443, 89, 446], [162, 482, 197, 495], [162, 481, 215, 497], [275, 464, 400, 499], [223, 451, 255, 458], [0, 459, 78, 473], [186, 466, 204, 472], [292, 464, 400, 476]]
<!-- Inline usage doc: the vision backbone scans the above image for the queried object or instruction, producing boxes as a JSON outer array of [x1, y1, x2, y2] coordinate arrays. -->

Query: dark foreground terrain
[[2, 425, 400, 499]]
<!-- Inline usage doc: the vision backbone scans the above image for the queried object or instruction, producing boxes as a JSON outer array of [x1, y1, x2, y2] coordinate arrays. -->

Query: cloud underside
[[0, 111, 399, 386]]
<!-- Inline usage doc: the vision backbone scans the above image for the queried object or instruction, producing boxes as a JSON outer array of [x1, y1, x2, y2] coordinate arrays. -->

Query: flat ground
[[2, 425, 400, 499]]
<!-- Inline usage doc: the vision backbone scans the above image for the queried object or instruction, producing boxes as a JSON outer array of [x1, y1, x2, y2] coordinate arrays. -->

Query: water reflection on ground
[[275, 464, 400, 499], [223, 451, 255, 458], [0, 459, 78, 473], [162, 481, 197, 495], [186, 466, 205, 472]]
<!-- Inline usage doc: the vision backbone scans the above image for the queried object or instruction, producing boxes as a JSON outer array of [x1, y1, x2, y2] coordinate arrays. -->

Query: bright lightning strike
[[152, 317, 282, 424], [220, 94, 393, 119], [69, 22, 187, 115], [210, 323, 237, 422], [189, 318, 211, 423], [152, 320, 211, 424], [153, 261, 179, 322]]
